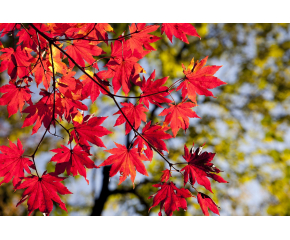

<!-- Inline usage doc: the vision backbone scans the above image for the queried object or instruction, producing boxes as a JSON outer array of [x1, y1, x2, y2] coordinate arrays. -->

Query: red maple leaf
[[197, 192, 220, 216], [0, 139, 34, 187], [159, 100, 200, 137], [64, 40, 105, 68], [99, 142, 148, 187], [177, 56, 226, 103], [80, 71, 110, 103], [180, 144, 227, 192], [88, 23, 115, 43], [0, 46, 33, 81], [0, 23, 18, 37], [161, 23, 200, 44], [32, 57, 53, 90], [22, 90, 61, 135], [69, 115, 112, 148], [50, 145, 98, 184], [160, 169, 171, 183], [16, 171, 72, 216], [133, 121, 172, 160], [0, 83, 33, 117], [148, 181, 192, 216], [126, 23, 161, 57], [16, 24, 48, 52], [113, 102, 148, 135], [139, 70, 172, 108], [97, 39, 147, 95]]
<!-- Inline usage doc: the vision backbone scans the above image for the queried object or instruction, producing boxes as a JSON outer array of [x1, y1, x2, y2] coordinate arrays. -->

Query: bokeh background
[[0, 23, 290, 216]]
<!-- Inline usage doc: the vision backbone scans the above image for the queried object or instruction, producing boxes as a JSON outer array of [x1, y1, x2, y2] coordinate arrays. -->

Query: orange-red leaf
[[161, 23, 200, 44], [148, 181, 192, 216], [197, 192, 220, 216], [0, 83, 32, 117], [133, 121, 172, 160], [159, 101, 200, 137], [113, 102, 148, 135], [99, 142, 148, 187], [180, 144, 227, 192], [139, 70, 172, 108], [16, 172, 72, 216], [0, 139, 34, 187], [64, 40, 105, 68], [177, 56, 226, 103], [160, 169, 171, 183], [69, 116, 112, 148], [51, 145, 98, 184]]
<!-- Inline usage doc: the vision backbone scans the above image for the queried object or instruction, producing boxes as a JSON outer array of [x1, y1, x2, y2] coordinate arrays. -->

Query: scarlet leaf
[[80, 70, 110, 103], [133, 121, 172, 160], [32, 57, 53, 90], [0, 83, 33, 117], [0, 46, 33, 81], [180, 144, 227, 192], [161, 23, 200, 44], [177, 56, 226, 103], [160, 169, 171, 183], [64, 40, 105, 68], [22, 90, 61, 135], [16, 24, 48, 52], [69, 116, 112, 148], [0, 23, 17, 37], [0, 139, 34, 187], [113, 102, 148, 135], [99, 142, 148, 187], [197, 192, 220, 216], [126, 23, 161, 56], [92, 23, 115, 43], [148, 181, 192, 216], [16, 172, 72, 216], [97, 40, 147, 95], [50, 145, 98, 184], [159, 100, 200, 137], [139, 70, 172, 108]]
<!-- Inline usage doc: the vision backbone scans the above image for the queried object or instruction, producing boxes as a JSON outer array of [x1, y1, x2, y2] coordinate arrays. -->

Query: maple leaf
[[177, 56, 226, 103], [97, 40, 147, 95], [0, 83, 33, 117], [0, 139, 34, 188], [139, 70, 172, 108], [22, 90, 61, 135], [0, 23, 18, 37], [17, 24, 48, 52], [50, 145, 97, 184], [113, 102, 148, 135], [80, 70, 110, 103], [0, 46, 33, 81], [48, 44, 67, 74], [64, 40, 105, 68], [69, 116, 112, 148], [159, 100, 200, 137], [126, 23, 161, 57], [16, 171, 72, 216], [94, 23, 115, 43], [180, 144, 227, 192], [99, 142, 148, 187], [160, 169, 171, 183], [32, 57, 53, 90], [133, 121, 172, 160], [197, 192, 220, 216], [148, 181, 192, 216], [161, 23, 200, 44]]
